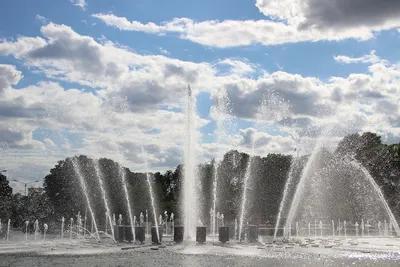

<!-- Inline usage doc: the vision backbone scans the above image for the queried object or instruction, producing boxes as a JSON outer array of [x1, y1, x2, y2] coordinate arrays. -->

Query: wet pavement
[[1, 236, 400, 266]]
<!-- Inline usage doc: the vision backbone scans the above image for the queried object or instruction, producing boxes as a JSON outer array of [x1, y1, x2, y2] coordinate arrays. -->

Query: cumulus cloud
[[0, 122, 45, 150], [93, 0, 400, 47], [256, 0, 400, 30], [225, 71, 333, 120], [297, 0, 400, 30], [0, 64, 22, 95], [0, 23, 224, 110], [232, 127, 296, 155]]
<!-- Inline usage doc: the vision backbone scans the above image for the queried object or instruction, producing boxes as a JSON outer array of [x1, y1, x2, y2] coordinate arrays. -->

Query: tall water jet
[[71, 157, 100, 240], [274, 158, 299, 238], [6, 219, 10, 241], [348, 157, 400, 236], [146, 173, 160, 242], [237, 91, 289, 241], [257, 91, 293, 237], [210, 87, 234, 241], [93, 159, 114, 240], [118, 166, 136, 241], [140, 146, 160, 243], [183, 84, 199, 240], [211, 164, 219, 241], [285, 140, 325, 230], [238, 156, 253, 241]]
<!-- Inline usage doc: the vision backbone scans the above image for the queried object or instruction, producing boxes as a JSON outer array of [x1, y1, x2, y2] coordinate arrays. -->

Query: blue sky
[[1, 0, 400, 189]]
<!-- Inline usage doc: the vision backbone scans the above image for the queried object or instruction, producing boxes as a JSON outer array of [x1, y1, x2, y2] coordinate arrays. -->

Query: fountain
[[24, 221, 28, 241], [139, 144, 161, 243], [284, 140, 326, 232], [164, 211, 168, 235], [361, 219, 364, 236], [118, 166, 136, 241], [348, 157, 400, 236], [145, 210, 148, 235], [43, 223, 48, 241], [71, 158, 100, 240], [140, 212, 144, 226], [70, 218, 74, 240], [6, 219, 10, 242], [384, 220, 388, 236], [319, 221, 323, 236], [282, 139, 400, 237], [378, 221, 382, 236], [355, 222, 359, 237], [84, 211, 87, 237], [238, 156, 253, 241], [274, 158, 300, 238], [211, 167, 219, 242], [183, 85, 200, 240], [61, 217, 64, 239], [314, 220, 317, 237], [77, 212, 82, 237], [93, 160, 114, 239], [146, 172, 160, 243], [105, 212, 109, 234], [234, 218, 238, 240], [210, 87, 234, 243]]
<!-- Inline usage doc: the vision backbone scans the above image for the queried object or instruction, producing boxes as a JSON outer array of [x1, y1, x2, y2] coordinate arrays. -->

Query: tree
[[0, 173, 12, 222]]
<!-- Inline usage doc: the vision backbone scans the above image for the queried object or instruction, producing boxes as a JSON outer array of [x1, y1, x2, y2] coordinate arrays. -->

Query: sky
[[1, 0, 400, 192]]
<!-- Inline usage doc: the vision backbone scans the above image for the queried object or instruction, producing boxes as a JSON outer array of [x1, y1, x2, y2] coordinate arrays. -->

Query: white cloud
[[92, 0, 400, 48], [0, 121, 45, 151], [0, 23, 224, 110], [92, 14, 377, 47], [233, 127, 295, 153], [70, 0, 87, 10], [334, 50, 382, 64], [217, 58, 256, 76], [256, 0, 400, 31], [0, 64, 22, 95]]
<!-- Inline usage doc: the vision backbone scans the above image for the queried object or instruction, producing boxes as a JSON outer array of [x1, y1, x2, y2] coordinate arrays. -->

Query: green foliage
[[2, 131, 399, 227], [0, 173, 13, 221]]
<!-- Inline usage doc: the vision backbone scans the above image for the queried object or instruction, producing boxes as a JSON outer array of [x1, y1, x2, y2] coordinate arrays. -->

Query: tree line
[[0, 132, 399, 230]]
